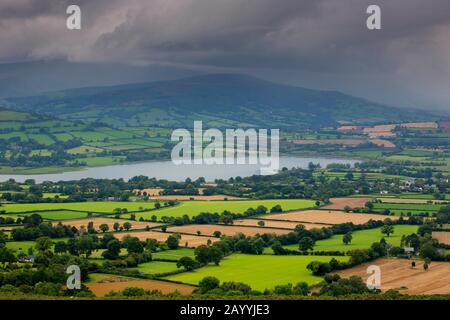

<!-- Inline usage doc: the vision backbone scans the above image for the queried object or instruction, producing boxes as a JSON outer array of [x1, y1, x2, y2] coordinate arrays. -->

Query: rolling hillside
[[5, 74, 434, 129]]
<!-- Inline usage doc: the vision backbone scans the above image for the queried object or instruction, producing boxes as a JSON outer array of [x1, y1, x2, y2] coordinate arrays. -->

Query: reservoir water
[[0, 156, 359, 183]]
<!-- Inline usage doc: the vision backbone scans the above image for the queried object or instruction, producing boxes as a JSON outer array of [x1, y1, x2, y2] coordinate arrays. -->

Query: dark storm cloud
[[0, 0, 450, 110]]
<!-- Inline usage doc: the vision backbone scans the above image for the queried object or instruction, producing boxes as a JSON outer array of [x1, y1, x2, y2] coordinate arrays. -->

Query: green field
[[136, 261, 180, 275], [89, 248, 127, 259], [386, 210, 436, 216], [317, 171, 407, 181], [123, 199, 316, 220], [86, 273, 132, 284], [67, 146, 104, 155], [397, 193, 450, 200], [17, 210, 88, 220], [372, 202, 444, 212], [1, 201, 156, 214], [276, 225, 418, 253], [6, 238, 69, 254], [353, 193, 450, 201], [42, 193, 69, 199], [5, 241, 37, 253], [152, 248, 195, 260], [0, 110, 31, 121], [166, 254, 348, 291], [74, 156, 126, 167]]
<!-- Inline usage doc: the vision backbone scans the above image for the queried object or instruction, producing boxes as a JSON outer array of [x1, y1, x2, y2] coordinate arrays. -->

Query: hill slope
[[6, 74, 434, 129]]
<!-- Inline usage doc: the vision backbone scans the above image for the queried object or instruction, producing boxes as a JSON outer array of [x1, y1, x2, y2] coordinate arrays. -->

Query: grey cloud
[[0, 0, 449, 110]]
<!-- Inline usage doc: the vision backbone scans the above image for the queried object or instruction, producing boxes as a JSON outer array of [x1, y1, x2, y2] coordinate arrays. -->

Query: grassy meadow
[[166, 254, 348, 291], [1, 201, 157, 214], [275, 225, 419, 253], [122, 199, 317, 220]]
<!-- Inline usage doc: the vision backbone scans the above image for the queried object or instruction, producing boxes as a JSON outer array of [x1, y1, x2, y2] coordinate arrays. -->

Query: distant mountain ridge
[[4, 74, 437, 129], [0, 60, 199, 98]]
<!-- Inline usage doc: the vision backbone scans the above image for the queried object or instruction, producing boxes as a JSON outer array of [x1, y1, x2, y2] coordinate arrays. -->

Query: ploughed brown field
[[400, 121, 438, 128], [366, 131, 396, 138], [112, 231, 219, 247], [334, 258, 450, 295], [370, 139, 396, 148], [438, 120, 450, 131], [323, 197, 371, 210], [336, 125, 363, 133], [88, 278, 195, 297], [363, 124, 397, 133], [432, 231, 450, 245], [133, 188, 163, 196], [262, 210, 397, 225], [57, 218, 161, 231], [338, 122, 437, 139], [164, 224, 291, 237], [230, 219, 330, 230]]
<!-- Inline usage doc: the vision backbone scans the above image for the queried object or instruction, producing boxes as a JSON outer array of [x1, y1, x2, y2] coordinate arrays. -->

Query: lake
[[0, 156, 359, 183]]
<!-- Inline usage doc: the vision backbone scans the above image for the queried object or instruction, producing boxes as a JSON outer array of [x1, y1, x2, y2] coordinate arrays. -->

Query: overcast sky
[[1, 0, 450, 111]]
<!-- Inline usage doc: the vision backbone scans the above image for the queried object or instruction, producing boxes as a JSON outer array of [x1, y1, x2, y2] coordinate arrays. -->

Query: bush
[[273, 284, 293, 295], [122, 287, 145, 297], [319, 275, 374, 296], [221, 282, 251, 295], [34, 282, 62, 296], [306, 261, 332, 276], [197, 276, 220, 293], [293, 282, 310, 296], [0, 284, 20, 294]]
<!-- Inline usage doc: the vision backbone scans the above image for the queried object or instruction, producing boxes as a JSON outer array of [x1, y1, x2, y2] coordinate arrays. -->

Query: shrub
[[122, 287, 145, 297], [197, 276, 220, 293], [0, 284, 20, 294], [319, 275, 374, 297], [34, 282, 62, 296]]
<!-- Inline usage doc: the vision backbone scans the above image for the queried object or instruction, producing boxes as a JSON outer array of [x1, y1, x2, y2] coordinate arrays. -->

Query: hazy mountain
[[0, 60, 199, 98], [5, 74, 437, 129]]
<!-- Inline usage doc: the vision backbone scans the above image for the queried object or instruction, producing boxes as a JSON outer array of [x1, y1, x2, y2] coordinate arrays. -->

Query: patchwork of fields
[[0, 109, 172, 174], [1, 193, 447, 298], [121, 199, 317, 220]]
